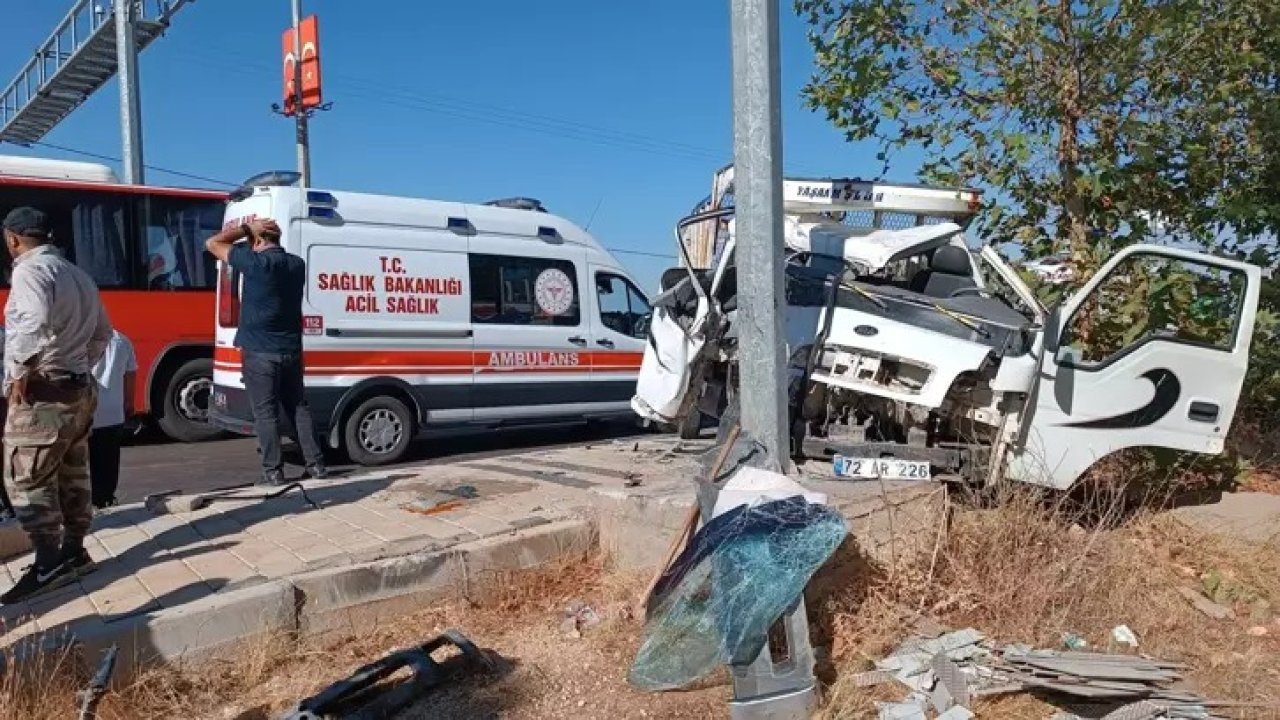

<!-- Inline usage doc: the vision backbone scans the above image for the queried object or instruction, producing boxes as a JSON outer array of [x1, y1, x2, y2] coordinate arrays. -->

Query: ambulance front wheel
[[343, 395, 415, 466]]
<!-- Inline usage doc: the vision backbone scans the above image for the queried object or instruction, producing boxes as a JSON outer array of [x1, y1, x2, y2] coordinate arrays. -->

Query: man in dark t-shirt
[[205, 218, 327, 485]]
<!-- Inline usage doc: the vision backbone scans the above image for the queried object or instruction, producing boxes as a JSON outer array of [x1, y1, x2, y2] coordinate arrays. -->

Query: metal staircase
[[0, 0, 193, 146]]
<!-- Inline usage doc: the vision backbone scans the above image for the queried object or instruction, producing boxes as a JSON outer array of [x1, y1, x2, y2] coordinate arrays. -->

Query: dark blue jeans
[[242, 350, 324, 479]]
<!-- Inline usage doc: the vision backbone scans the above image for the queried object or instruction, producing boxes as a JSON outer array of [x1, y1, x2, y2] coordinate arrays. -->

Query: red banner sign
[[282, 15, 322, 115]]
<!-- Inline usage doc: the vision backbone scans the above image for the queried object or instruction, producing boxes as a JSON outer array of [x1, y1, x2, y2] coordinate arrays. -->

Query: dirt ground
[[41, 556, 731, 720]]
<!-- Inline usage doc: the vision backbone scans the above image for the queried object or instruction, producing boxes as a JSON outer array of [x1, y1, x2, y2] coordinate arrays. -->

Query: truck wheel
[[343, 395, 414, 466], [156, 358, 223, 443]]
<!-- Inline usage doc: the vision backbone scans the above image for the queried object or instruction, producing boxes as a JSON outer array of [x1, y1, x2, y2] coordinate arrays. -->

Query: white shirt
[[91, 330, 137, 429], [3, 245, 112, 393]]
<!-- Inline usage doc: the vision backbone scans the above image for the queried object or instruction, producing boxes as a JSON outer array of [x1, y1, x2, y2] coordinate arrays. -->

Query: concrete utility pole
[[115, 0, 144, 184], [730, 0, 789, 470], [291, 0, 311, 188]]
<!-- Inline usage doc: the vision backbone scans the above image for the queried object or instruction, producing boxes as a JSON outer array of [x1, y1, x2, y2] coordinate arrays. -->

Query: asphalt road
[[118, 421, 650, 503]]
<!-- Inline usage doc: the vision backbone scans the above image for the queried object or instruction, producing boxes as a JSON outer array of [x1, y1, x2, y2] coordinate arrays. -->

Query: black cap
[[2, 207, 49, 238]]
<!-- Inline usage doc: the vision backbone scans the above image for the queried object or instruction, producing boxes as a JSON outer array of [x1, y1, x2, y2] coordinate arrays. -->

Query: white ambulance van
[[209, 174, 653, 465]]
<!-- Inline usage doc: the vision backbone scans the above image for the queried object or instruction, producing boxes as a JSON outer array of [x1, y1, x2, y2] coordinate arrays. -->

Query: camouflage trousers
[[3, 378, 97, 559]]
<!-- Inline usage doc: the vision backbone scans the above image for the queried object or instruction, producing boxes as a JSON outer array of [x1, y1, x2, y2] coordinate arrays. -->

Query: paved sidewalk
[[1171, 491, 1280, 545], [0, 437, 705, 648]]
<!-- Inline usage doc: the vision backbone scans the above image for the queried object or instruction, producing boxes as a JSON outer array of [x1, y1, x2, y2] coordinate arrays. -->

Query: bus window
[[0, 186, 129, 288], [137, 194, 223, 290]]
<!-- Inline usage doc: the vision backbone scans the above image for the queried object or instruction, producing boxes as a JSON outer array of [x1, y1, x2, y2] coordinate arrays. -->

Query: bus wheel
[[156, 358, 222, 443], [343, 395, 414, 466]]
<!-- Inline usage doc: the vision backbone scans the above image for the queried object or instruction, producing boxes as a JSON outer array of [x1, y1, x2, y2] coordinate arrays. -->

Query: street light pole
[[115, 0, 144, 185], [291, 0, 311, 188], [730, 0, 789, 471]]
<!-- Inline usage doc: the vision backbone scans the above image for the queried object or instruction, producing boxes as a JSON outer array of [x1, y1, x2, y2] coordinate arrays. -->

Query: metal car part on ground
[[277, 629, 493, 720]]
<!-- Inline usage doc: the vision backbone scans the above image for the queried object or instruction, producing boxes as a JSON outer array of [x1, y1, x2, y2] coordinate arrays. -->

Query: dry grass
[[0, 551, 727, 720], [4, 483, 1278, 719], [0, 640, 85, 719], [814, 486, 1280, 719]]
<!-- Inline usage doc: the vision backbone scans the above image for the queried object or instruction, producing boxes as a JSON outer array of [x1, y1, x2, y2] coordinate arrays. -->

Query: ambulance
[[208, 173, 653, 465]]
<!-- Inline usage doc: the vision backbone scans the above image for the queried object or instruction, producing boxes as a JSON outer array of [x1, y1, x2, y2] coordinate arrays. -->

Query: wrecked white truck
[[632, 166, 1261, 490]]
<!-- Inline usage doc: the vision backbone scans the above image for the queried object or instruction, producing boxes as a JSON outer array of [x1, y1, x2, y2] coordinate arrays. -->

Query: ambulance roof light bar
[[484, 197, 547, 213], [228, 170, 302, 202], [241, 170, 302, 188]]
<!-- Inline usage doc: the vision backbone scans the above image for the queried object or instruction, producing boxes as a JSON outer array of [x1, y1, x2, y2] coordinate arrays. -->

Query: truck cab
[[634, 165, 1262, 490]]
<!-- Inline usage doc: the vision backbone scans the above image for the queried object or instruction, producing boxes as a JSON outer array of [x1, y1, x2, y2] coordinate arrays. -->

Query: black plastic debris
[[277, 629, 493, 720], [77, 644, 119, 720]]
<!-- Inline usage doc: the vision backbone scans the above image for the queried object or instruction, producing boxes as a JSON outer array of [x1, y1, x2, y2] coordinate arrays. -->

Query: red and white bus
[[0, 155, 227, 442]]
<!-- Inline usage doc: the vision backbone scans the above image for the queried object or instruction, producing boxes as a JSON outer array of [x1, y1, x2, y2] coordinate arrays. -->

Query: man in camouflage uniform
[[1, 207, 112, 604], [0, 323, 13, 520]]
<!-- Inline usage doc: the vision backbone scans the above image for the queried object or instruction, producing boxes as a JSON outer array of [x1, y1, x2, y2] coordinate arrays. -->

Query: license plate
[[833, 455, 931, 481]]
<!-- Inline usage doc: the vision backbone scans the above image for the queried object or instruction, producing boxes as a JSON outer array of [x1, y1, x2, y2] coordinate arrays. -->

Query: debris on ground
[[858, 627, 1233, 719], [1062, 631, 1089, 650], [1112, 625, 1140, 648], [624, 471, 643, 487], [560, 600, 602, 638], [144, 481, 321, 515], [402, 499, 466, 515], [1176, 586, 1236, 620], [401, 484, 482, 515], [277, 629, 493, 720], [444, 484, 480, 499], [76, 644, 118, 720]]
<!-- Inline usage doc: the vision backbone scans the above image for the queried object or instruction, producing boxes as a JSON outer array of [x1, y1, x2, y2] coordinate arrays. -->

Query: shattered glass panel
[[840, 210, 945, 231], [628, 496, 848, 691]]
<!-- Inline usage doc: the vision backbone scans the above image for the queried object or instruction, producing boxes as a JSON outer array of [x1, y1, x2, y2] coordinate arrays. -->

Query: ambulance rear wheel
[[344, 395, 414, 466]]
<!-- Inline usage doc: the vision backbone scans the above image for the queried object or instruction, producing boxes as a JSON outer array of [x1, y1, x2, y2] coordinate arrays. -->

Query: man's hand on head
[[248, 219, 281, 240]]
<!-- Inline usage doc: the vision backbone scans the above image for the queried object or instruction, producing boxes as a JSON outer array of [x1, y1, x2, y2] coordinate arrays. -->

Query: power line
[[605, 247, 677, 260], [29, 140, 238, 187], [30, 140, 677, 261], [173, 48, 725, 164]]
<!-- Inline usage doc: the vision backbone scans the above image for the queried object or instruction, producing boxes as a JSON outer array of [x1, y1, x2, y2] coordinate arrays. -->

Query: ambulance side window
[[469, 254, 581, 327], [596, 273, 651, 339]]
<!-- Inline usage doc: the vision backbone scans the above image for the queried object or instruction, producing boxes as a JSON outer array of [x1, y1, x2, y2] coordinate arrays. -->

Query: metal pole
[[115, 0, 144, 184], [730, 0, 788, 470], [291, 0, 311, 188]]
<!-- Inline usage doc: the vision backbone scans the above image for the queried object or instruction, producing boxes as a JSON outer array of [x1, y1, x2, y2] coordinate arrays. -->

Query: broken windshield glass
[[628, 494, 848, 691]]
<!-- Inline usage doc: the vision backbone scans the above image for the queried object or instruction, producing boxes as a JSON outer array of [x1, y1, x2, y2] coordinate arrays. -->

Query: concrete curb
[[55, 518, 593, 679]]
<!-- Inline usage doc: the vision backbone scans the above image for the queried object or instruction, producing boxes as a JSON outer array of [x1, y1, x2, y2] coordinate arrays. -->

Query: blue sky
[[0, 1, 921, 292]]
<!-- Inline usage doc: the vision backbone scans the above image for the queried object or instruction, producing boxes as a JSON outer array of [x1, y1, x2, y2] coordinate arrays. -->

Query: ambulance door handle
[[568, 336, 588, 346], [596, 339, 615, 349]]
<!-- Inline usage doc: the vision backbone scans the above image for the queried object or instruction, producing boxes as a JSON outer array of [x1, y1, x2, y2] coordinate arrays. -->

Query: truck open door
[[1007, 245, 1261, 490]]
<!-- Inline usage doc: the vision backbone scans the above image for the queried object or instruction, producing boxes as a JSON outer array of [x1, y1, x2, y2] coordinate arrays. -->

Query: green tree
[[796, 0, 1278, 267]]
